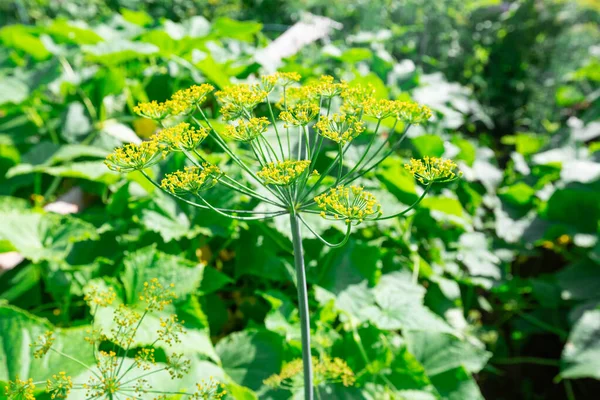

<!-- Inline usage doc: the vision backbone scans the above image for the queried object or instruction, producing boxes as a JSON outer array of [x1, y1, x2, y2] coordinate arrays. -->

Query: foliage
[[0, 1, 599, 399]]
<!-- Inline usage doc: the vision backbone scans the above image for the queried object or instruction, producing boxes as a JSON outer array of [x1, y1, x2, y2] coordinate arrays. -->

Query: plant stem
[[289, 213, 314, 400]]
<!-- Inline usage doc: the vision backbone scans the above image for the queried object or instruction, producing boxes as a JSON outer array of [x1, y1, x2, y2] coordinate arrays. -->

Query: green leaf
[[340, 48, 373, 64], [216, 330, 284, 390], [0, 77, 29, 106], [120, 8, 153, 26], [0, 212, 98, 263], [121, 244, 204, 305], [83, 40, 159, 65], [556, 258, 600, 301], [560, 309, 600, 380], [234, 227, 294, 282], [412, 135, 445, 158], [199, 267, 233, 295], [498, 182, 536, 207], [0, 305, 94, 381], [0, 25, 50, 60], [212, 18, 262, 41], [542, 187, 600, 233], [46, 20, 103, 45], [429, 367, 484, 400], [555, 85, 585, 107], [404, 331, 491, 376]]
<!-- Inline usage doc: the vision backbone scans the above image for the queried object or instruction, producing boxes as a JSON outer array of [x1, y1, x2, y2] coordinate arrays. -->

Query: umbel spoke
[[104, 73, 461, 399]]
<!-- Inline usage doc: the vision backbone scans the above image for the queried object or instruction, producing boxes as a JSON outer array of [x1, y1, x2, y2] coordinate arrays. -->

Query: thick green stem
[[290, 214, 314, 400]]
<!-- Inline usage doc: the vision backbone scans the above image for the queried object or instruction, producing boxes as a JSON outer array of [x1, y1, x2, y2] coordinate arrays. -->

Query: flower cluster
[[46, 372, 73, 399], [216, 84, 268, 120], [315, 114, 365, 145], [404, 156, 461, 185], [139, 278, 177, 311], [279, 102, 321, 127], [223, 117, 270, 142], [264, 356, 355, 389], [155, 122, 209, 151], [133, 84, 214, 120], [261, 71, 302, 92], [6, 281, 226, 400], [340, 83, 377, 115], [161, 164, 223, 196], [394, 101, 433, 124], [104, 141, 165, 173], [257, 160, 311, 186], [314, 185, 382, 224]]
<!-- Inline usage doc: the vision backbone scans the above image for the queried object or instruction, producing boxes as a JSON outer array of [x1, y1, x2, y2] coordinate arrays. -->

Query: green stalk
[[290, 213, 314, 400]]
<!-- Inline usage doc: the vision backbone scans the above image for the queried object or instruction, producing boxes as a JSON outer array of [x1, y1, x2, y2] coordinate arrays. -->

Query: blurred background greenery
[[0, 1, 599, 399]]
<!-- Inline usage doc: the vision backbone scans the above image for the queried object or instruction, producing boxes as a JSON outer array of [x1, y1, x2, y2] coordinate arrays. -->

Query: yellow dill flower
[[31, 331, 55, 358], [315, 114, 365, 145], [157, 315, 184, 345], [5, 378, 36, 400], [393, 101, 433, 124], [222, 117, 270, 142], [84, 286, 116, 307], [139, 278, 178, 311], [166, 353, 191, 379], [193, 377, 227, 399], [172, 84, 214, 107], [161, 164, 222, 196], [264, 356, 355, 389], [313, 75, 347, 98], [314, 185, 382, 224], [84, 328, 106, 346], [278, 85, 320, 108], [105, 141, 165, 172], [46, 372, 73, 399], [215, 84, 268, 120], [133, 100, 170, 120], [363, 98, 396, 120], [340, 83, 376, 114], [261, 71, 302, 92], [404, 157, 461, 185], [154, 122, 209, 151], [279, 102, 320, 126], [257, 160, 311, 186], [134, 348, 156, 371]]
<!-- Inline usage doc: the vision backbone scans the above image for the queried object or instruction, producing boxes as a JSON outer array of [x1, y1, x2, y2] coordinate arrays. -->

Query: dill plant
[[5, 280, 226, 400], [102, 74, 460, 399]]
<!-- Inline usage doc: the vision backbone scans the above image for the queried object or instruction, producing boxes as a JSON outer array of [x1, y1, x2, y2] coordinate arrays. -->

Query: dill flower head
[[46, 372, 73, 399], [404, 157, 461, 185], [157, 315, 184, 346], [133, 100, 170, 120], [139, 278, 177, 311], [261, 71, 302, 92], [193, 377, 227, 399], [5, 378, 36, 400], [257, 160, 311, 186], [314, 185, 382, 224], [279, 102, 320, 127], [393, 101, 433, 125], [264, 356, 355, 389], [155, 122, 209, 151], [279, 85, 320, 107], [105, 141, 165, 172], [172, 84, 214, 108], [222, 117, 270, 142], [84, 286, 116, 307], [161, 164, 222, 196], [340, 83, 377, 114], [134, 348, 156, 371], [363, 98, 396, 120], [166, 353, 191, 379], [31, 331, 55, 358], [315, 114, 365, 145], [216, 84, 268, 120], [313, 75, 347, 98]]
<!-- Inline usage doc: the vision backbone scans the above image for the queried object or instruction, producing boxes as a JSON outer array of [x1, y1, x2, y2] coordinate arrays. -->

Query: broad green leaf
[[556, 258, 600, 301], [121, 244, 204, 304], [0, 305, 94, 381], [0, 212, 98, 263], [46, 20, 103, 45], [498, 182, 536, 207], [341, 48, 373, 63], [542, 187, 600, 233], [0, 25, 50, 60], [561, 309, 600, 380], [83, 40, 159, 65], [429, 367, 484, 400], [216, 330, 284, 390], [412, 135, 445, 158], [212, 18, 262, 41], [404, 331, 491, 376], [120, 9, 153, 26], [555, 85, 585, 107], [0, 77, 29, 106]]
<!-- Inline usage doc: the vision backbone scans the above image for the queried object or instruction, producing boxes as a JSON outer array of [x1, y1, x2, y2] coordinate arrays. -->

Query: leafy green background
[[0, 0, 599, 399]]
